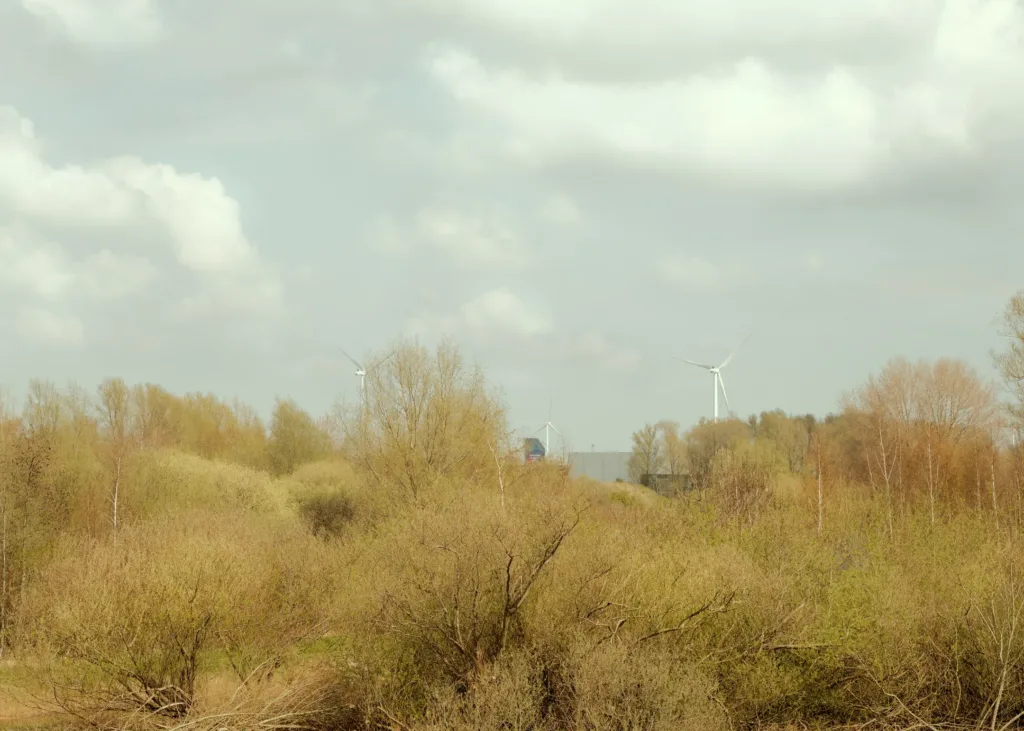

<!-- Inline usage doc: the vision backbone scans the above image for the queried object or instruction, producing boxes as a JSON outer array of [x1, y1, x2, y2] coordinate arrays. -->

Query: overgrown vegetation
[[0, 296, 1023, 730]]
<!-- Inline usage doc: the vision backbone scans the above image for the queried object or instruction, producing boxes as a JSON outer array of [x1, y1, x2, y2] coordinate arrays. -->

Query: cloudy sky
[[1, 0, 1022, 450]]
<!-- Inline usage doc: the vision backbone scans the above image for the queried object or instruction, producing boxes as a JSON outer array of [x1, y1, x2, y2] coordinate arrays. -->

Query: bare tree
[[628, 424, 664, 485], [757, 410, 810, 473], [344, 339, 507, 501], [807, 426, 837, 535], [683, 418, 752, 491], [994, 291, 1024, 424], [656, 420, 686, 476], [96, 378, 136, 533], [709, 448, 776, 526], [486, 426, 528, 515], [914, 359, 998, 524], [848, 365, 908, 539]]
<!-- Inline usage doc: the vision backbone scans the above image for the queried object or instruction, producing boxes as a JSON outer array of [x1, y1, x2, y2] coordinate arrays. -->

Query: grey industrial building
[[568, 452, 693, 498], [568, 452, 631, 483]]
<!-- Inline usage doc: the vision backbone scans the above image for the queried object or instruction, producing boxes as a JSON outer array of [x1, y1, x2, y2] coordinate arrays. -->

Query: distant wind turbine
[[677, 334, 752, 423], [537, 397, 562, 457], [341, 348, 395, 407]]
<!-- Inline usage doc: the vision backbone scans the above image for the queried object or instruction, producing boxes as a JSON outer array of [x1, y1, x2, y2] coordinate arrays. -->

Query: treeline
[[2, 379, 335, 473], [0, 379, 336, 649], [630, 354, 1021, 531]]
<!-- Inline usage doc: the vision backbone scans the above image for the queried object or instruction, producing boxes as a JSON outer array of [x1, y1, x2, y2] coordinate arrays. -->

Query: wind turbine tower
[[341, 349, 396, 408], [341, 349, 367, 401], [678, 334, 752, 423], [537, 398, 561, 457]]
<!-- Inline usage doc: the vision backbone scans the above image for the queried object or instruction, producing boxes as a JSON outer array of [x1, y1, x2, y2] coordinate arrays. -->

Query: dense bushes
[[9, 437, 1024, 730], [6, 333, 1024, 730], [16, 514, 334, 720]]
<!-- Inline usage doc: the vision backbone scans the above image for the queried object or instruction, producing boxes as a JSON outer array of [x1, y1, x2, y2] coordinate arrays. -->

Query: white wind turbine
[[677, 335, 751, 423], [341, 349, 395, 407], [536, 397, 562, 458]]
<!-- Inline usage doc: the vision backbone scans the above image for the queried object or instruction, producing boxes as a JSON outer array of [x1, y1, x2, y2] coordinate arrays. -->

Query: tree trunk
[[877, 423, 896, 541], [816, 449, 824, 536], [897, 440, 906, 523], [991, 448, 999, 532], [0, 486, 6, 657], [1014, 448, 1023, 533], [926, 438, 936, 526], [976, 461, 983, 514], [19, 544, 26, 609], [112, 451, 122, 533]]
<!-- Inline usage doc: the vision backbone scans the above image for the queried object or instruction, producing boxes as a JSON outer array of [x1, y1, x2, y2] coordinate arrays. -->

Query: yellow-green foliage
[[128, 449, 293, 520], [267, 399, 334, 476], [8, 443, 1024, 731], [17, 513, 336, 718], [8, 331, 1024, 731], [285, 458, 393, 537]]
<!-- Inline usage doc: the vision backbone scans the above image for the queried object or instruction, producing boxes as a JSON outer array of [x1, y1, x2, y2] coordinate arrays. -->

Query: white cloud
[[106, 156, 256, 272], [17, 307, 84, 346], [425, 0, 1024, 192], [415, 208, 522, 266], [79, 249, 158, 300], [376, 207, 528, 267], [430, 47, 883, 191], [171, 267, 284, 321], [460, 287, 554, 337], [0, 227, 76, 299], [407, 287, 638, 370], [21, 0, 161, 45], [0, 107, 280, 319], [540, 193, 585, 227], [659, 254, 725, 293], [408, 287, 553, 341], [0, 109, 136, 225], [554, 331, 642, 371], [0, 226, 159, 302], [417, 0, 930, 52]]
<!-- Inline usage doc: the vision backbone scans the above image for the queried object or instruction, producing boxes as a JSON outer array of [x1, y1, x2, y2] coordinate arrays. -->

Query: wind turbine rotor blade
[[375, 350, 397, 369], [340, 349, 364, 371], [718, 333, 753, 369], [718, 373, 733, 415], [676, 357, 715, 370], [550, 424, 562, 436]]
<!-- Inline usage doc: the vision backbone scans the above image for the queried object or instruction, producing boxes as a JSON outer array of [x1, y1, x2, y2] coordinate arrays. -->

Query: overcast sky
[[1, 0, 1022, 451]]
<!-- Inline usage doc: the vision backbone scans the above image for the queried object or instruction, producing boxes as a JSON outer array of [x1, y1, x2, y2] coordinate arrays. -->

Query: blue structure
[[523, 437, 545, 462]]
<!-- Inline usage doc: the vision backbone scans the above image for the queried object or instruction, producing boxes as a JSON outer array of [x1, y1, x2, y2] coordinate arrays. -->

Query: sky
[[1, 0, 1023, 451]]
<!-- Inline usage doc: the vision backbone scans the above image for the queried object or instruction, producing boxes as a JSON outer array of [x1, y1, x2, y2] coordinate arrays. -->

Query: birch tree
[[96, 378, 136, 533], [807, 425, 837, 535]]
